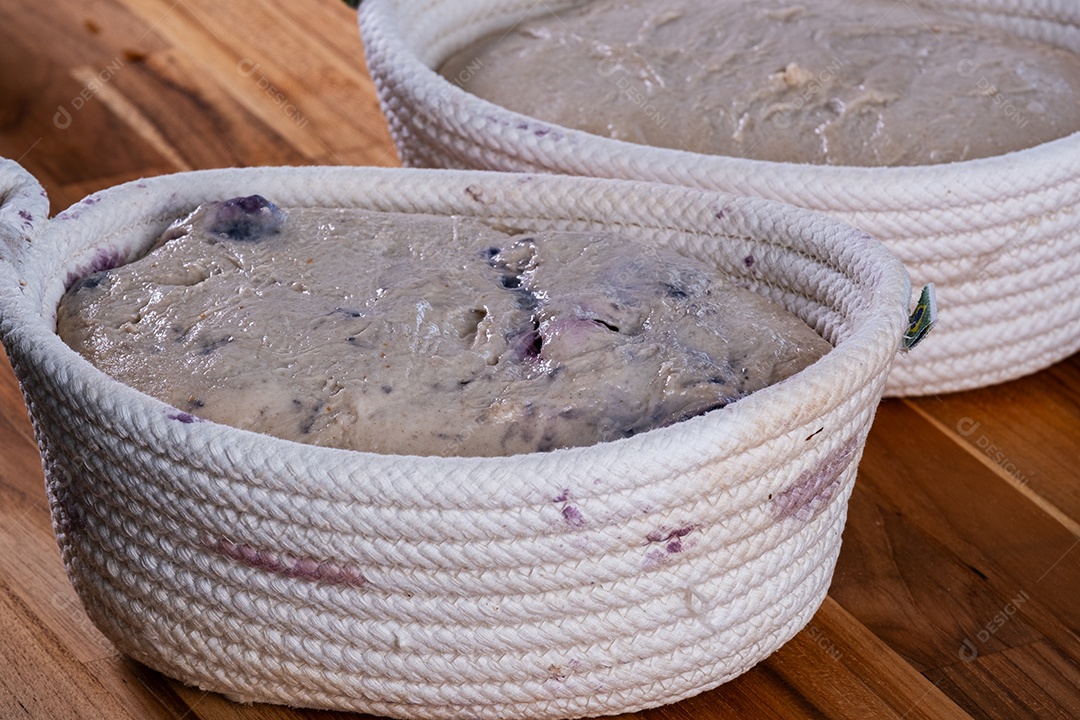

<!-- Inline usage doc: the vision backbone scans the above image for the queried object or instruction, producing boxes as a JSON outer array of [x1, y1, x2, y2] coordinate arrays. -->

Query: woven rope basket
[[0, 160, 910, 719], [359, 0, 1080, 397]]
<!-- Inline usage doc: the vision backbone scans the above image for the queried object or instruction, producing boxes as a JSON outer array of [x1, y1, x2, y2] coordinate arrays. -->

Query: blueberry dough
[[56, 196, 831, 457], [440, 0, 1080, 166]]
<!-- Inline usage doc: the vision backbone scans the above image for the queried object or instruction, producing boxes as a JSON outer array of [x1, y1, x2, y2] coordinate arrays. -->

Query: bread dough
[[57, 196, 831, 457], [440, 0, 1080, 166]]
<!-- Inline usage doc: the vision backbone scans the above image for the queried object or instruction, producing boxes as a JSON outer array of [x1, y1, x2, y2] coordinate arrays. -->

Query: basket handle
[[0, 159, 48, 275]]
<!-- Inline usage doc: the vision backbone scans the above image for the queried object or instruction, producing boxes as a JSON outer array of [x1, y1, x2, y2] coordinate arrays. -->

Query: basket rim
[[358, 0, 1080, 210], [0, 165, 909, 504]]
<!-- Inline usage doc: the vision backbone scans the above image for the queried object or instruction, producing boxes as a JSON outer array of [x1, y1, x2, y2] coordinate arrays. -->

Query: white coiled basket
[[359, 0, 1080, 397], [0, 159, 911, 719]]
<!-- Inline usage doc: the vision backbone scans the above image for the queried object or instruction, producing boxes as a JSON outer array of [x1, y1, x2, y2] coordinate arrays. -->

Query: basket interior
[[384, 0, 1080, 71]]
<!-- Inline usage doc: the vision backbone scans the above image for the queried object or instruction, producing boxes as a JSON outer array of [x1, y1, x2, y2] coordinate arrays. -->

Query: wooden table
[[2, 2, 1078, 718]]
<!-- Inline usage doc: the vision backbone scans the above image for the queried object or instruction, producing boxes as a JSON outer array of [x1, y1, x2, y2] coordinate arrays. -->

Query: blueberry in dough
[[69, 269, 111, 294], [207, 195, 287, 241]]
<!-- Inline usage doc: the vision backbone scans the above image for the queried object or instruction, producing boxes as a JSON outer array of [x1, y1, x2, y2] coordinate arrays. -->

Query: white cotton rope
[[0, 161, 909, 719], [359, 0, 1080, 396]]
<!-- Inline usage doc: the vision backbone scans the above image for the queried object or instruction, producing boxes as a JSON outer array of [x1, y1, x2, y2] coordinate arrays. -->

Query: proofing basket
[[359, 0, 1080, 397], [0, 160, 911, 719]]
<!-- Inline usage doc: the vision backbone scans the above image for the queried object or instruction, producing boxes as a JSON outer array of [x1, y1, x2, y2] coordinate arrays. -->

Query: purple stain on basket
[[562, 505, 585, 528], [646, 525, 696, 544], [642, 525, 699, 568], [167, 411, 203, 424], [81, 195, 99, 205], [207, 195, 286, 241], [489, 114, 542, 134], [552, 488, 570, 503], [211, 538, 367, 587], [643, 548, 669, 569], [744, 255, 755, 268], [17, 209, 33, 227], [772, 439, 858, 522], [92, 248, 125, 271], [64, 249, 126, 290]]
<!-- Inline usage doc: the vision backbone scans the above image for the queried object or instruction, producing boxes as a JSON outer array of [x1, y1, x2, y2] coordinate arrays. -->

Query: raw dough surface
[[440, 0, 1080, 166], [57, 196, 831, 457]]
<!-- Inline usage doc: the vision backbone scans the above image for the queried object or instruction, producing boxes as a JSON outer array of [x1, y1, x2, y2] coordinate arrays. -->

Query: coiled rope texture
[[0, 162, 909, 719]]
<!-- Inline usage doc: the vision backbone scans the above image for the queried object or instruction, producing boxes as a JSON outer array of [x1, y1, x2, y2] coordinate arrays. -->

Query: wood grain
[[1, 1, 1078, 718]]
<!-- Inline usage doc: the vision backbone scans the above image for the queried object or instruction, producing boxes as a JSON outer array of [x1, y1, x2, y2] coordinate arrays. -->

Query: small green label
[[903, 284, 937, 350]]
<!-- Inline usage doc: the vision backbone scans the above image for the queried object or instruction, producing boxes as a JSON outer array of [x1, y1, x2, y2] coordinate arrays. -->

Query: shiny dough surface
[[441, 0, 1080, 166], [57, 196, 831, 457]]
